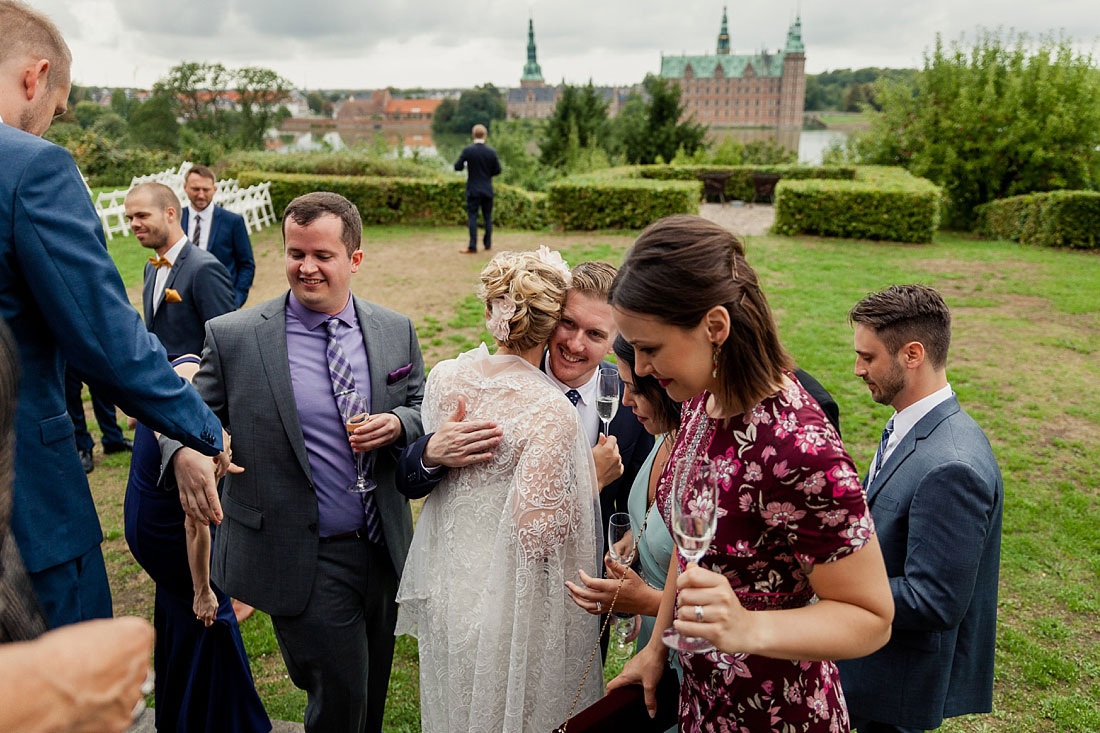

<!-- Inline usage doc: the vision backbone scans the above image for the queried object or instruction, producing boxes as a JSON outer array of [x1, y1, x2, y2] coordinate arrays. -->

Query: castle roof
[[660, 52, 787, 79]]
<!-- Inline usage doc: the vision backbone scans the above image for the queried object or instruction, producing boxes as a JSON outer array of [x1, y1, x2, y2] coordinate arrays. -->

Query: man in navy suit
[[130, 182, 235, 357], [838, 285, 1003, 732], [0, 0, 225, 628], [181, 165, 255, 308], [454, 124, 501, 253]]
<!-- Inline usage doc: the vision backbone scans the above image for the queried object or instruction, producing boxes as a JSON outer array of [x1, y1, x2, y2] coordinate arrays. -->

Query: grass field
[[82, 222, 1100, 731]]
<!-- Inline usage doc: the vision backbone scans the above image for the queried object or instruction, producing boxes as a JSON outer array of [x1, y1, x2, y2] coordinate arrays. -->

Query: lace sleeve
[[511, 399, 587, 563]]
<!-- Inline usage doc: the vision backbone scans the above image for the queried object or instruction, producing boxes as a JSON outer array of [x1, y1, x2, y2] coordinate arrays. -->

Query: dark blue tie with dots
[[565, 389, 581, 406]]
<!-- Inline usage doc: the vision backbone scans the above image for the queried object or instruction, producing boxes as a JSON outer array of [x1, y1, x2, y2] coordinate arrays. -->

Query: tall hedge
[[975, 190, 1100, 249], [221, 151, 438, 179], [637, 164, 856, 202], [773, 166, 941, 243], [237, 171, 548, 230], [547, 174, 700, 230]]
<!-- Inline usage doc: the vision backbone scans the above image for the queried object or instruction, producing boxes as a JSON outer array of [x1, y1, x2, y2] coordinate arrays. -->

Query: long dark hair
[[609, 215, 792, 413], [613, 335, 681, 433]]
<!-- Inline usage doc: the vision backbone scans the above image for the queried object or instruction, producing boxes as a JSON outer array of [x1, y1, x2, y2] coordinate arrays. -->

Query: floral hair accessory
[[535, 246, 571, 286], [487, 295, 517, 342]]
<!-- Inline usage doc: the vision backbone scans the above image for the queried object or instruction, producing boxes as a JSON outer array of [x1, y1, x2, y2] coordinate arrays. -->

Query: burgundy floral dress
[[657, 379, 874, 733]]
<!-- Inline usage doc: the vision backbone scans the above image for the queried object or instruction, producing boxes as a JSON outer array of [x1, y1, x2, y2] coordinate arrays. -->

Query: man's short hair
[[848, 284, 952, 369], [185, 165, 216, 184], [0, 1, 72, 90], [127, 182, 181, 215], [472, 124, 487, 140], [282, 192, 362, 257], [569, 261, 616, 301]]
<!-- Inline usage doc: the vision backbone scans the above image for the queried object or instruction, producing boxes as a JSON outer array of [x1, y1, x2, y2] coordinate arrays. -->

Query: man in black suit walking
[[454, 123, 501, 253]]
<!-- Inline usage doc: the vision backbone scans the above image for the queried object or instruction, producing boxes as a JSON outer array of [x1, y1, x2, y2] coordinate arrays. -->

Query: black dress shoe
[[103, 438, 133, 454], [79, 448, 94, 474]]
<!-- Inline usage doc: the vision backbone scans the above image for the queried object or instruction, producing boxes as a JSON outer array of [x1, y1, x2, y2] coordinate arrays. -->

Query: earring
[[712, 343, 720, 379]]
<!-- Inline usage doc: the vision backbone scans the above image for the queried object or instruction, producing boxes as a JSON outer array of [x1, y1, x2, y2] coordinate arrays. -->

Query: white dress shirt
[[152, 235, 189, 315], [868, 383, 953, 478], [543, 351, 601, 447], [188, 206, 213, 251]]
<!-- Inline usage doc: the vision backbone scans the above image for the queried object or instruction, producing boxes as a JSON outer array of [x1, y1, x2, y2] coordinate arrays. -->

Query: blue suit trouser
[[466, 193, 493, 250], [29, 543, 112, 628]]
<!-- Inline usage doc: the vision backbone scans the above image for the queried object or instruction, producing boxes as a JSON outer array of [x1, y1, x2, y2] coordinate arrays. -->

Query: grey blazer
[[190, 293, 425, 617], [142, 241, 235, 357], [837, 395, 1003, 730]]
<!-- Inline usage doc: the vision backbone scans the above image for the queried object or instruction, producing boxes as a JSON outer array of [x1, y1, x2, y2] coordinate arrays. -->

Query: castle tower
[[778, 14, 806, 129], [716, 6, 730, 55], [521, 18, 544, 88]]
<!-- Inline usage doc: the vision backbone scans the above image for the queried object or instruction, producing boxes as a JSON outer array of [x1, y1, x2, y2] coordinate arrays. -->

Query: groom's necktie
[[192, 213, 203, 247], [868, 417, 895, 490], [323, 318, 383, 543], [565, 389, 581, 407]]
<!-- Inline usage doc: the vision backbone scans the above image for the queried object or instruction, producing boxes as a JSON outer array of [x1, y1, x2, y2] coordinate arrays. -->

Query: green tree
[[539, 82, 609, 169], [234, 66, 292, 149], [430, 83, 505, 136], [613, 74, 706, 164], [90, 112, 128, 141], [155, 61, 232, 139], [128, 93, 180, 151], [73, 100, 107, 129], [853, 31, 1100, 226], [306, 90, 325, 115], [110, 89, 134, 120]]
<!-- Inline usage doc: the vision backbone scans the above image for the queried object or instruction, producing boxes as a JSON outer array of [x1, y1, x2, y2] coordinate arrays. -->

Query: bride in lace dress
[[396, 248, 603, 732]]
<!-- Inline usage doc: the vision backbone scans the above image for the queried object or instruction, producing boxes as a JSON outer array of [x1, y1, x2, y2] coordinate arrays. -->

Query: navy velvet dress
[[124, 380, 271, 732]]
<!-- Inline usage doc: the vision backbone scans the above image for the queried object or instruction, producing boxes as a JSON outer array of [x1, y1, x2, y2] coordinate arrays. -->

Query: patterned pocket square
[[163, 288, 182, 303], [387, 363, 413, 384]]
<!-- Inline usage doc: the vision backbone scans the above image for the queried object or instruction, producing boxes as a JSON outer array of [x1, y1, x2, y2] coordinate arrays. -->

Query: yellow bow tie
[[149, 255, 171, 269]]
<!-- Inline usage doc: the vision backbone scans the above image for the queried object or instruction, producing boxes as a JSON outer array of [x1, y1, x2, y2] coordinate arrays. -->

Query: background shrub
[[547, 173, 700, 230], [220, 151, 440, 179], [638, 164, 856, 202], [976, 190, 1100, 249]]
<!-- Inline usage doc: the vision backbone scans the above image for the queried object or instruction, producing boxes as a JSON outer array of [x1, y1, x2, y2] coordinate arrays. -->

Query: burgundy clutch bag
[[552, 666, 679, 733]]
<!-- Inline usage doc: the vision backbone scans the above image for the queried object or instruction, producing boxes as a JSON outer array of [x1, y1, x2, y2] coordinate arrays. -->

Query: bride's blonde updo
[[478, 247, 571, 351]]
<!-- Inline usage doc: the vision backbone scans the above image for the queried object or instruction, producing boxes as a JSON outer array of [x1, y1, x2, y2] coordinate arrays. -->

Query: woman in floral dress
[[607, 215, 894, 732]]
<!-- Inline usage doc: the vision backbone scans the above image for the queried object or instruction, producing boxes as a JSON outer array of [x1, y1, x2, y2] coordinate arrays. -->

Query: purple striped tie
[[324, 318, 383, 543]]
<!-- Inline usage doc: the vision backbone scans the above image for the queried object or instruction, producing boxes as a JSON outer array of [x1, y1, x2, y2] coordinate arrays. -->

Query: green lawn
[[88, 225, 1099, 731]]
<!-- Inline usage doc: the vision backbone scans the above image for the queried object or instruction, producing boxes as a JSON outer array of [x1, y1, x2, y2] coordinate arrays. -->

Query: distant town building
[[280, 88, 442, 148], [659, 7, 805, 129], [506, 18, 638, 120]]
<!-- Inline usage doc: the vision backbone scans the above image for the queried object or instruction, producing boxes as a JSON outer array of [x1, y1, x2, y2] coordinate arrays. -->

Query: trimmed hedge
[[638, 164, 857, 202], [975, 190, 1100, 250], [773, 166, 942, 244], [547, 173, 701, 230], [220, 151, 438, 180], [238, 171, 548, 230]]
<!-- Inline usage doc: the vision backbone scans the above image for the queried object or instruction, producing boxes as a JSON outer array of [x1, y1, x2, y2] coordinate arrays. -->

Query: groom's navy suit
[[837, 395, 1002, 731], [0, 123, 222, 628]]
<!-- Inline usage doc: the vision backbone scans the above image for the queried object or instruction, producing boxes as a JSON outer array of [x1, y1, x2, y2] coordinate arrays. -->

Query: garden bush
[[975, 190, 1100, 249], [51, 130, 178, 187], [237, 171, 548, 230], [639, 164, 856, 202], [546, 173, 700, 230], [773, 166, 941, 243], [220, 151, 439, 180]]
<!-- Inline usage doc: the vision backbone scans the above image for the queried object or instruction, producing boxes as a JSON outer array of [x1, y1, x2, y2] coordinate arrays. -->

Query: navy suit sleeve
[[230, 214, 254, 307], [890, 460, 998, 631], [396, 433, 449, 500], [489, 148, 502, 177], [14, 144, 221, 454], [193, 258, 236, 327], [389, 317, 426, 448], [454, 148, 467, 172]]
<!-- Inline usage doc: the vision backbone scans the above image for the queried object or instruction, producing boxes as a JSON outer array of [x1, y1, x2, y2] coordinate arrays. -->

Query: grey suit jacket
[[142, 242, 234, 357], [190, 292, 425, 617], [837, 395, 1003, 730]]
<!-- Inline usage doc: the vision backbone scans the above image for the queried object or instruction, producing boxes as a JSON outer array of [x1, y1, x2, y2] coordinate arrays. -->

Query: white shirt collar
[[872, 383, 953, 477], [162, 234, 189, 265], [542, 350, 599, 405]]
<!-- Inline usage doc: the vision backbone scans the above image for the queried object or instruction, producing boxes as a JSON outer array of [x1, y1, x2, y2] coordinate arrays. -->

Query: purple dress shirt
[[285, 292, 372, 537]]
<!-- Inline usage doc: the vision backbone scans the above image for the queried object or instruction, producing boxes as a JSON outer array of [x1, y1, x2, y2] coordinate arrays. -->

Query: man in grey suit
[[168, 192, 425, 732], [838, 284, 1003, 733], [128, 183, 235, 358]]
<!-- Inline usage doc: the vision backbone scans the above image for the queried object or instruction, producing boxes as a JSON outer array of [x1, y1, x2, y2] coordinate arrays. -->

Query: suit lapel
[[181, 208, 190, 237], [867, 396, 961, 504], [163, 242, 189, 293], [255, 297, 313, 481], [208, 207, 222, 250], [142, 262, 155, 324], [353, 297, 386, 413]]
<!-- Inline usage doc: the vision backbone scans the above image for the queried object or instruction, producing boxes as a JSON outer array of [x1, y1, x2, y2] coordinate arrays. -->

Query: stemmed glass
[[596, 367, 620, 435], [607, 512, 637, 651], [662, 456, 719, 654], [344, 393, 377, 494]]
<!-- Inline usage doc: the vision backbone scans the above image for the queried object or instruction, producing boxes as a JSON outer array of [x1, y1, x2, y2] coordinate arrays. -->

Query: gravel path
[[698, 202, 775, 237]]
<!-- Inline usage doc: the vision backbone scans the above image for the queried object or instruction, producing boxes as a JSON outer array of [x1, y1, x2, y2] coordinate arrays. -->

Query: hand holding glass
[[663, 456, 719, 654], [344, 394, 377, 494], [595, 367, 620, 435]]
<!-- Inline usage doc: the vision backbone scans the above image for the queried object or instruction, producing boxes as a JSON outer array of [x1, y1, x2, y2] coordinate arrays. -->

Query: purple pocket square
[[387, 363, 413, 384]]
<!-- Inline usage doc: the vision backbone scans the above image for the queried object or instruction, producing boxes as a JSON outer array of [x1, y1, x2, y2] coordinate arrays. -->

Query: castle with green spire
[[660, 8, 805, 130], [520, 17, 544, 86]]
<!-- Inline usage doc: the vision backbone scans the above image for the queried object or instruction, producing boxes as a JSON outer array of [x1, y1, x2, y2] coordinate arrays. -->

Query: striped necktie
[[868, 417, 895, 490], [192, 213, 203, 247]]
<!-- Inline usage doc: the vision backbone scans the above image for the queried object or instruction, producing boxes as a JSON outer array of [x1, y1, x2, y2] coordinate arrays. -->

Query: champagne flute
[[662, 456, 719, 654], [607, 512, 637, 652], [596, 367, 620, 436], [344, 393, 377, 494]]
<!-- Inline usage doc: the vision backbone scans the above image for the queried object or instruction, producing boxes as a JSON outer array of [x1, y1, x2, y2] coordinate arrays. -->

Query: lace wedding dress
[[396, 344, 604, 732]]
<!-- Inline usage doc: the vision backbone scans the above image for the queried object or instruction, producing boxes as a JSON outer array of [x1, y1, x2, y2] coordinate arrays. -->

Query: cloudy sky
[[37, 0, 1100, 90]]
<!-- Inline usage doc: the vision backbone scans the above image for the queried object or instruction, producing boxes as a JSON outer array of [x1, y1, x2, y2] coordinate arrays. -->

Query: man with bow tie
[[127, 183, 235, 358]]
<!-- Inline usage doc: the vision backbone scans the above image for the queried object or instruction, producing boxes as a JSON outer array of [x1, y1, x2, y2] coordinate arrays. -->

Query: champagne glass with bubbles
[[344, 393, 377, 494], [607, 512, 636, 651], [662, 456, 719, 654], [596, 367, 620, 435]]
